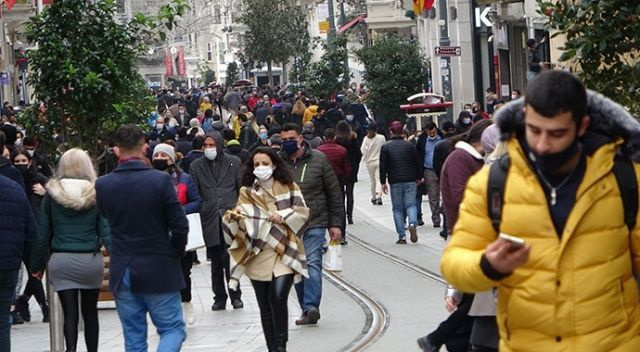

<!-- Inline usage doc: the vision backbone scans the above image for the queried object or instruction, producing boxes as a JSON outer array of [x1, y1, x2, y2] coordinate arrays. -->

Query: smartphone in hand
[[499, 233, 526, 249]]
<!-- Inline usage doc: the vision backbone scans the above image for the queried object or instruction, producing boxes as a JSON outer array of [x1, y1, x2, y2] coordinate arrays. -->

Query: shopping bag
[[186, 213, 205, 251], [322, 240, 343, 272]]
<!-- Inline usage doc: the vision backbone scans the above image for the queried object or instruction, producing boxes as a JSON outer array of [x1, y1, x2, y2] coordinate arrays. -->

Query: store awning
[[337, 14, 367, 34]]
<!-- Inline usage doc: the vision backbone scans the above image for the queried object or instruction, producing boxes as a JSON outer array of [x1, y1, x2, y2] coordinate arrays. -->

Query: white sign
[[475, 7, 493, 28], [317, 3, 329, 19]]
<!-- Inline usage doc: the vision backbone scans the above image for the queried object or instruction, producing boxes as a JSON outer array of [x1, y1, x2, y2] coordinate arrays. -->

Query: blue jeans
[[115, 268, 186, 352], [295, 227, 325, 313], [390, 182, 418, 238], [0, 270, 18, 352]]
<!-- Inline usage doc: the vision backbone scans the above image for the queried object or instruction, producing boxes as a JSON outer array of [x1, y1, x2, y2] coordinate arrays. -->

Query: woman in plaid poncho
[[223, 147, 309, 352]]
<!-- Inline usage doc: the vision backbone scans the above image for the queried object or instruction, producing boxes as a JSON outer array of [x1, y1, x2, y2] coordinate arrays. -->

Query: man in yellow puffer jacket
[[441, 70, 640, 352]]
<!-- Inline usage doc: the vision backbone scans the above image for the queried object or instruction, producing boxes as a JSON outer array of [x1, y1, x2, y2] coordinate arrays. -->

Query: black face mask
[[15, 164, 29, 174], [528, 139, 581, 175], [152, 159, 170, 171]]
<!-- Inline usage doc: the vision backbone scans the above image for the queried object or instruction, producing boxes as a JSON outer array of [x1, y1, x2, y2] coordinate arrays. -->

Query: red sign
[[164, 50, 173, 76], [177, 47, 186, 76]]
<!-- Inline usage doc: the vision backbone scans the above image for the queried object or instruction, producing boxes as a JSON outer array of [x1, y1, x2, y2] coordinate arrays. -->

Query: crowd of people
[[2, 69, 640, 352]]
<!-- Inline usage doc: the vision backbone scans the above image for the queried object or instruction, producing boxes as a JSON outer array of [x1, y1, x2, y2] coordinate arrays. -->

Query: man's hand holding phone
[[485, 233, 531, 275]]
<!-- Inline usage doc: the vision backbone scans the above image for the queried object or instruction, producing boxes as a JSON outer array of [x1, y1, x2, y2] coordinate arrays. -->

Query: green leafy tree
[[197, 63, 216, 86], [539, 1, 640, 117], [356, 35, 426, 126], [307, 35, 350, 99], [240, 0, 303, 87], [22, 0, 188, 158], [225, 62, 240, 87]]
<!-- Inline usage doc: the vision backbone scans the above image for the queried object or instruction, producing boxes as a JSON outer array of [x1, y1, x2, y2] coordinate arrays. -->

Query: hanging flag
[[177, 47, 186, 77], [165, 50, 173, 76], [412, 0, 425, 15], [5, 0, 17, 11], [425, 0, 435, 11]]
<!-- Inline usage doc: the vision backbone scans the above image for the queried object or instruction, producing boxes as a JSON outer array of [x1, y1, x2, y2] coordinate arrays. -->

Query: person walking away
[[441, 70, 640, 351], [189, 131, 244, 311], [151, 143, 202, 326], [0, 174, 34, 352], [301, 122, 323, 149], [96, 125, 189, 351], [291, 99, 306, 127], [336, 121, 362, 228], [10, 148, 49, 323], [279, 123, 344, 325], [181, 136, 204, 174], [224, 147, 309, 352], [416, 122, 443, 228], [380, 121, 422, 244], [417, 120, 492, 352], [31, 149, 111, 352], [238, 114, 259, 149], [316, 128, 351, 245], [360, 122, 386, 206], [223, 129, 250, 165], [431, 121, 459, 239]]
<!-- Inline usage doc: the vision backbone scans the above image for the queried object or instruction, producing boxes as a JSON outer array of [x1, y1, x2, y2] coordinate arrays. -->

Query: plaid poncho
[[223, 180, 309, 290]]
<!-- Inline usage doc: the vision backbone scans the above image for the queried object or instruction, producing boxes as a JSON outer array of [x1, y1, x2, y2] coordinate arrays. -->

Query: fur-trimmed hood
[[46, 178, 96, 211], [493, 90, 640, 158]]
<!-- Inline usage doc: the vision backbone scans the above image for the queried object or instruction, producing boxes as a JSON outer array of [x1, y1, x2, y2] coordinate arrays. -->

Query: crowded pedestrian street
[[11, 170, 452, 351], [2, 1, 640, 352]]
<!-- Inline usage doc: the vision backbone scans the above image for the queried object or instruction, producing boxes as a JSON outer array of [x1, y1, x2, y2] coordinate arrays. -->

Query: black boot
[[15, 296, 31, 322], [40, 302, 50, 323], [261, 317, 276, 351], [273, 331, 287, 352]]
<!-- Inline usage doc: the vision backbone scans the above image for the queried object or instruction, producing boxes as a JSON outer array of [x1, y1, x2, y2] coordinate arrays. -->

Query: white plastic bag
[[186, 213, 205, 251], [323, 240, 343, 272]]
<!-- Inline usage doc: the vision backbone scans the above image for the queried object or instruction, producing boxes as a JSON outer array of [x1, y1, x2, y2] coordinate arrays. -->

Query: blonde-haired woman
[[30, 148, 110, 352]]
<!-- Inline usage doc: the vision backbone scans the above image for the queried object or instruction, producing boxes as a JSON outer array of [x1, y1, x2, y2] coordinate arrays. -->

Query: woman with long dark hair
[[335, 121, 362, 228], [224, 147, 309, 352], [10, 147, 49, 323]]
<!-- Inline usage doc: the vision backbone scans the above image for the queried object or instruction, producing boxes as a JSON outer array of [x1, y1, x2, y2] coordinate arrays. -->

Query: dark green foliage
[[225, 62, 240, 87], [539, 1, 640, 117], [356, 35, 427, 126], [22, 0, 187, 158], [239, 0, 307, 87], [306, 36, 350, 100]]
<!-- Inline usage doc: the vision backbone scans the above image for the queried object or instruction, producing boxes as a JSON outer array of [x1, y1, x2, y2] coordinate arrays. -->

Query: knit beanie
[[153, 143, 176, 163]]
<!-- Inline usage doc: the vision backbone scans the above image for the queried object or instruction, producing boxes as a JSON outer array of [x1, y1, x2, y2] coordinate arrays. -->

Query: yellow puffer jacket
[[441, 138, 640, 352]]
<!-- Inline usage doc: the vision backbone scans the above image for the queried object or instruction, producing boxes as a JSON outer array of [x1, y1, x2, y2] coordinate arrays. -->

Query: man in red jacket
[[316, 128, 350, 244]]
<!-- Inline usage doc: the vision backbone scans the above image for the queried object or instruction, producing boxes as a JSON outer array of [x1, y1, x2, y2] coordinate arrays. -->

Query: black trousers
[[21, 275, 46, 305], [251, 274, 294, 351], [345, 181, 355, 219], [207, 245, 241, 303], [429, 293, 474, 351], [180, 251, 194, 302], [58, 289, 100, 352]]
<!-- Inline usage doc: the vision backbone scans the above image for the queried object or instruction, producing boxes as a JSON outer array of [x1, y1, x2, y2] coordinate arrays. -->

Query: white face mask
[[14, 139, 22, 146], [253, 165, 274, 181], [463, 118, 472, 125], [346, 115, 354, 122], [204, 147, 217, 160], [26, 149, 35, 157], [511, 95, 517, 100], [156, 124, 164, 131]]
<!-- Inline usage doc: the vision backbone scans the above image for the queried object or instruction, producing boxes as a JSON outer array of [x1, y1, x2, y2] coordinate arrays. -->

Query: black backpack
[[487, 154, 638, 233]]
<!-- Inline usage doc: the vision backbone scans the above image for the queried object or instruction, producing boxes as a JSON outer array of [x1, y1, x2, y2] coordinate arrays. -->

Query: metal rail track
[[327, 232, 448, 351]]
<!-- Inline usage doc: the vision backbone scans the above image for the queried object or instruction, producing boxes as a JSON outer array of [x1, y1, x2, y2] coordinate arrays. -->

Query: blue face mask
[[282, 140, 299, 155], [259, 132, 268, 140]]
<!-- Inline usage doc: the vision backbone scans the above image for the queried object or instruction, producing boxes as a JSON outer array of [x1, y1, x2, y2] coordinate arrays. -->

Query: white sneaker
[[183, 302, 196, 326]]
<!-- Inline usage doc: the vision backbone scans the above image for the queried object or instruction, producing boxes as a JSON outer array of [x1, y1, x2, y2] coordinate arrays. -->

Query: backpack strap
[[612, 155, 638, 232], [487, 155, 511, 233]]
